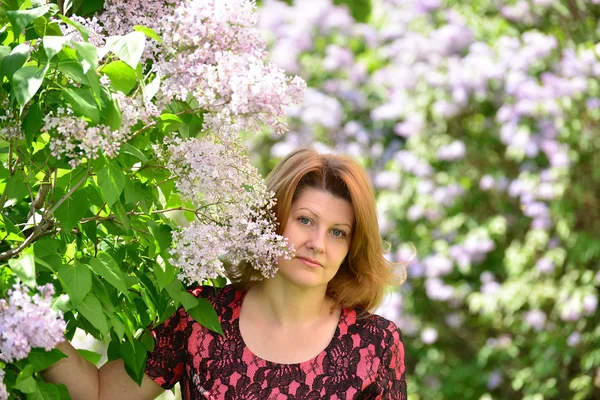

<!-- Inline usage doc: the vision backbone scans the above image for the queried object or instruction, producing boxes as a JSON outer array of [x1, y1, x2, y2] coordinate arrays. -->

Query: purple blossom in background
[[376, 291, 403, 324], [583, 295, 598, 316], [0, 284, 66, 363], [323, 44, 354, 71], [395, 150, 434, 177], [560, 303, 582, 323], [567, 332, 582, 347], [524, 309, 546, 332], [487, 370, 503, 390], [536, 257, 555, 274], [425, 278, 455, 301], [444, 312, 465, 328], [437, 140, 466, 161], [374, 171, 402, 189], [421, 327, 439, 344], [424, 254, 453, 277], [394, 115, 425, 137], [414, 0, 441, 13]]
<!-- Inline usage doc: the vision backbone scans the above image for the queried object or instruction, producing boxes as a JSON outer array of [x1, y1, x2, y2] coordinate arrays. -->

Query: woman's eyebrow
[[295, 207, 353, 228]]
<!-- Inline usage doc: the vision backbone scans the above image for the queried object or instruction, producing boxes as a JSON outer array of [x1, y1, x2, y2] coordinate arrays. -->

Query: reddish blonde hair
[[227, 148, 405, 312]]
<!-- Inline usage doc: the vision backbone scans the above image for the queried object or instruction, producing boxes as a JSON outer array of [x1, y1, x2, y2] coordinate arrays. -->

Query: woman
[[44, 148, 407, 399]]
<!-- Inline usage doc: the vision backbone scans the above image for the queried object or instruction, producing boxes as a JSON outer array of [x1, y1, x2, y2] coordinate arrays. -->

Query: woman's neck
[[246, 278, 338, 327]]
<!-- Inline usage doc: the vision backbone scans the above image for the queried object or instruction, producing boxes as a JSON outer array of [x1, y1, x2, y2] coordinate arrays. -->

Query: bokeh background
[[245, 0, 600, 398]]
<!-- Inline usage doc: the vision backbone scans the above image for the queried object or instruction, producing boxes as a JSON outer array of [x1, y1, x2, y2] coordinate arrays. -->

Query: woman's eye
[[299, 217, 311, 225], [332, 229, 347, 238]]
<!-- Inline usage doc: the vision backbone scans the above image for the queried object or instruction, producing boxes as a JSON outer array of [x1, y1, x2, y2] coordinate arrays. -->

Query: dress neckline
[[231, 285, 349, 367]]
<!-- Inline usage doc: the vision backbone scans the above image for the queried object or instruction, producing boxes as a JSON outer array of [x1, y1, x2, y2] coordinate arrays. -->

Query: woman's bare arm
[[42, 341, 164, 400]]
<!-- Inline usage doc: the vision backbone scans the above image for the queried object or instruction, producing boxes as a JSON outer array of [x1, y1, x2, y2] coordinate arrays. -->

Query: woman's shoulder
[[346, 308, 403, 341]]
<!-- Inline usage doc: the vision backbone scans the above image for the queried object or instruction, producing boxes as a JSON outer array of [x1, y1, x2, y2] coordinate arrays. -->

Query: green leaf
[[186, 298, 224, 336], [100, 60, 137, 94], [57, 52, 89, 85], [8, 252, 36, 288], [121, 143, 148, 164], [3, 173, 28, 207], [97, 160, 126, 207], [28, 348, 68, 372], [34, 237, 60, 256], [154, 260, 175, 291], [109, 312, 125, 341], [89, 252, 130, 301], [14, 365, 36, 393], [103, 92, 122, 131], [56, 384, 72, 400], [53, 189, 89, 232], [62, 87, 100, 124], [3, 43, 30, 81], [76, 349, 102, 365], [179, 291, 198, 310], [26, 382, 61, 400], [165, 279, 183, 303], [0, 45, 11, 81], [120, 340, 147, 387], [13, 65, 47, 107], [58, 262, 92, 307], [148, 223, 172, 253], [158, 113, 184, 133], [72, 41, 98, 71], [22, 102, 43, 143], [105, 31, 146, 70], [112, 200, 130, 233], [43, 35, 68, 61], [76, 293, 108, 337], [74, 0, 105, 17], [57, 15, 89, 42], [133, 25, 163, 43], [6, 5, 51, 36]]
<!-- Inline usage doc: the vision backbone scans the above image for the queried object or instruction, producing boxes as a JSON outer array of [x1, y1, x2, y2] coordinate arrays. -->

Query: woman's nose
[[306, 230, 326, 253]]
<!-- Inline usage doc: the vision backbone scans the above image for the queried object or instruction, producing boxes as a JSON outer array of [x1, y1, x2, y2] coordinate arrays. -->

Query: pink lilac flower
[[0, 284, 65, 363]]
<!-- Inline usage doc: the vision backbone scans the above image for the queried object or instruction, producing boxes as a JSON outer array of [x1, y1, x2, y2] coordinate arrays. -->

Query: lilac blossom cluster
[[157, 137, 291, 283], [256, 0, 600, 369], [42, 95, 158, 167], [0, 284, 65, 363], [94, 0, 306, 137]]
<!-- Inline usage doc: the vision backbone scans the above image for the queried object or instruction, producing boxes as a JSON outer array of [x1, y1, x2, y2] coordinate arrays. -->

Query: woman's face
[[275, 188, 354, 290]]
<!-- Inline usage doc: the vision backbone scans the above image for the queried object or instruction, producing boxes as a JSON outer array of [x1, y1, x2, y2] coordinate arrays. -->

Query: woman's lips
[[297, 256, 322, 268]]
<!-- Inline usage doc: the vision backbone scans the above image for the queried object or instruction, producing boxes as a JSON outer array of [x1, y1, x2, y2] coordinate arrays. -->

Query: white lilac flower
[[158, 137, 291, 283], [0, 369, 6, 400]]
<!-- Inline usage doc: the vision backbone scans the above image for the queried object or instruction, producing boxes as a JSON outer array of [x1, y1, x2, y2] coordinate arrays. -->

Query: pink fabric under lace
[[146, 285, 407, 399]]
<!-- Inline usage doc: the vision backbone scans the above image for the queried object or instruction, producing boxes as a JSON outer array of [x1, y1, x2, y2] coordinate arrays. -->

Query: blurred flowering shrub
[[255, 0, 600, 398], [0, 0, 303, 397]]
